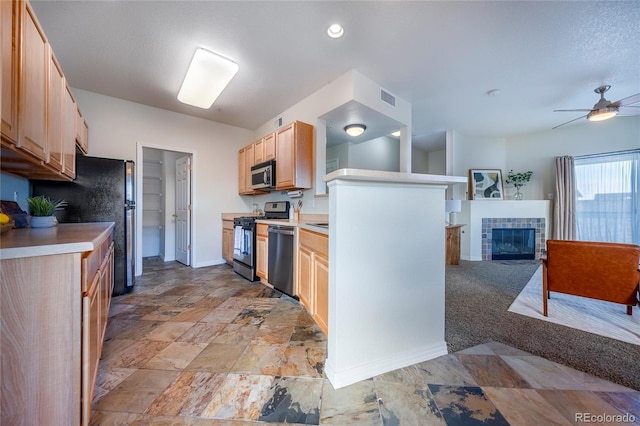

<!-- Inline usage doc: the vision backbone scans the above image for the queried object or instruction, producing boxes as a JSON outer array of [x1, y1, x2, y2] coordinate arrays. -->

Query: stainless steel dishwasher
[[268, 224, 295, 297]]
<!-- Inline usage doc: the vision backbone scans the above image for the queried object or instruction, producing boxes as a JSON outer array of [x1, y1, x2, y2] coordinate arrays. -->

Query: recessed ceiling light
[[327, 24, 344, 39], [177, 48, 239, 109], [344, 124, 366, 137]]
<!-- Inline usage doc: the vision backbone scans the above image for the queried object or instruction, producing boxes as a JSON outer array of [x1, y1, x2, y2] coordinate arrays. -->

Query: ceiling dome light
[[327, 24, 344, 39], [344, 124, 366, 137], [587, 107, 618, 122]]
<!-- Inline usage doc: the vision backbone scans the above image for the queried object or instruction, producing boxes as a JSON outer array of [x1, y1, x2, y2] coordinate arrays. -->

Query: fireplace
[[481, 217, 546, 260], [491, 228, 535, 260]]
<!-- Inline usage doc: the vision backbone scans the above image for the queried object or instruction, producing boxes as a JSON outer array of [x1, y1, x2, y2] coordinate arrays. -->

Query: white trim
[[136, 142, 197, 276]]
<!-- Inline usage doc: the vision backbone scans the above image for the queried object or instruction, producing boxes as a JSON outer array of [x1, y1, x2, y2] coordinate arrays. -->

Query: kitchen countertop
[[0, 222, 115, 260], [255, 219, 329, 235]]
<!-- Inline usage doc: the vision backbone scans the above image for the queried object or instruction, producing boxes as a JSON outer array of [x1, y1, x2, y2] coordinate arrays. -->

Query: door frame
[[136, 142, 197, 276]]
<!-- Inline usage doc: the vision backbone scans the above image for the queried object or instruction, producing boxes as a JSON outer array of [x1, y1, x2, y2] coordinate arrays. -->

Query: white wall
[[428, 149, 446, 175], [504, 116, 640, 201], [73, 89, 254, 270]]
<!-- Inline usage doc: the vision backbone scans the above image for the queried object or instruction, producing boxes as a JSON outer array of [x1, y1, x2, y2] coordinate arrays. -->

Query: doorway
[[137, 144, 194, 275]]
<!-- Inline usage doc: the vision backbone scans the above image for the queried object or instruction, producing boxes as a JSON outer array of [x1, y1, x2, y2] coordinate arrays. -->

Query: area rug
[[508, 266, 640, 345]]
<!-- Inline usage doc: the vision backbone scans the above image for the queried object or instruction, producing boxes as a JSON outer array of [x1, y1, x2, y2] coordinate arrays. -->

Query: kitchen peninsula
[[1, 222, 114, 425], [324, 169, 467, 389]]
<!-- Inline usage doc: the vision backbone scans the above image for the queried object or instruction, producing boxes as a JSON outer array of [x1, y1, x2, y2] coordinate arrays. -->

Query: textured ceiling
[[31, 1, 640, 151]]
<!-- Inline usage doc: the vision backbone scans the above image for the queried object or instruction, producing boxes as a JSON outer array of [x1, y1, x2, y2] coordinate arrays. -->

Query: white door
[[175, 155, 191, 265]]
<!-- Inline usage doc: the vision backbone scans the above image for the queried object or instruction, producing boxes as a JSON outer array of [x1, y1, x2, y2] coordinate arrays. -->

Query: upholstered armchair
[[542, 240, 640, 316]]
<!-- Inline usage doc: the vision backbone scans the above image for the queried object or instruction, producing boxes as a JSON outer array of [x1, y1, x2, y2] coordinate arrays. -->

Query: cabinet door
[[222, 225, 234, 265], [256, 235, 268, 280], [244, 143, 254, 193], [238, 148, 246, 195], [1, 0, 19, 143], [17, 1, 49, 162], [313, 254, 329, 335], [263, 132, 276, 160], [62, 85, 76, 178], [76, 108, 88, 154], [46, 51, 64, 172], [254, 138, 264, 165], [297, 245, 313, 311], [81, 273, 100, 425], [275, 123, 294, 189]]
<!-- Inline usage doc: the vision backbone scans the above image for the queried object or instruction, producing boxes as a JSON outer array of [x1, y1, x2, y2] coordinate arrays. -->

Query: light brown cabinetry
[[1, 0, 19, 143], [275, 121, 313, 190], [76, 108, 89, 154], [63, 85, 77, 178], [298, 228, 329, 334], [1, 0, 85, 181], [256, 223, 268, 280], [0, 224, 114, 426], [222, 219, 234, 265]]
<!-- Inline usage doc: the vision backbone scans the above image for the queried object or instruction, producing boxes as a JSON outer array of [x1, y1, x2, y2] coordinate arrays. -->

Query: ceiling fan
[[553, 85, 640, 129]]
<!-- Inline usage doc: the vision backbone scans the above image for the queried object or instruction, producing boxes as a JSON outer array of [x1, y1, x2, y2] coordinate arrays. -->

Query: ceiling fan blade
[[553, 114, 587, 129], [553, 109, 593, 112], [610, 93, 640, 107]]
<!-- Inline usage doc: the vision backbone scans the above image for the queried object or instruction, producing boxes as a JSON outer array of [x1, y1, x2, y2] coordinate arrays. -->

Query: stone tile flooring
[[91, 258, 640, 425]]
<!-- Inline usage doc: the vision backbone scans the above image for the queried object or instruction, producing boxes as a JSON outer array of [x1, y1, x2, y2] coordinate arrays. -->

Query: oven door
[[233, 223, 254, 266]]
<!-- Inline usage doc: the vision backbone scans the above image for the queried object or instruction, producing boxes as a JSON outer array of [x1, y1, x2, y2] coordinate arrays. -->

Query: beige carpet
[[508, 266, 640, 346]]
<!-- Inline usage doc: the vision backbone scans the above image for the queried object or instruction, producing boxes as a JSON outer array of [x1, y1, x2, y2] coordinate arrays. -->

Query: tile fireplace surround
[[482, 218, 546, 260], [459, 200, 552, 261]]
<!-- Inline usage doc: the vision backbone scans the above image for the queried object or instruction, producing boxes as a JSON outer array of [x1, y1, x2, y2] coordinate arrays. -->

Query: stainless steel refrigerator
[[31, 156, 135, 295]]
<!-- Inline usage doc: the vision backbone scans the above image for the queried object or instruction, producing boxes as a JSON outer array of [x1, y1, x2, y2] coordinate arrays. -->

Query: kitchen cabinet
[[0, 223, 114, 426], [62, 84, 76, 178], [298, 228, 329, 334], [222, 219, 234, 265], [76, 107, 89, 154], [256, 223, 268, 281], [263, 132, 276, 161], [238, 143, 265, 195], [1, 0, 79, 181], [46, 51, 64, 172], [1, 0, 19, 143], [275, 121, 313, 190], [254, 137, 264, 164], [16, 0, 48, 163]]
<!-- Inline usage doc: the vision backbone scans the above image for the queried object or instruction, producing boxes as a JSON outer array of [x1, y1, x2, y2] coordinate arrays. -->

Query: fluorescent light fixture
[[327, 24, 344, 38], [391, 130, 401, 137], [344, 124, 366, 137], [177, 48, 239, 109], [587, 107, 618, 122]]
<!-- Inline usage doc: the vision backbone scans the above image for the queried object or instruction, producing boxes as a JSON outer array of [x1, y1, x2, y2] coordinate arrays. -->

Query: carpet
[[508, 266, 640, 346]]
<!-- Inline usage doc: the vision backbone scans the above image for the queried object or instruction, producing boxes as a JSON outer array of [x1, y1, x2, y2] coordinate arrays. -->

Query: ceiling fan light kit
[[344, 124, 366, 137], [553, 84, 639, 129], [177, 48, 239, 109]]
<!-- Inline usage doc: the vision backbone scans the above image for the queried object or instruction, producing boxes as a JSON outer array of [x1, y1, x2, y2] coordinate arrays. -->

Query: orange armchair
[[542, 240, 640, 316]]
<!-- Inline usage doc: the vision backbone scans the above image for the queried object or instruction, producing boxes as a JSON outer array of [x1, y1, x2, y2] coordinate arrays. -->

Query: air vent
[[274, 117, 283, 128], [380, 89, 396, 107]]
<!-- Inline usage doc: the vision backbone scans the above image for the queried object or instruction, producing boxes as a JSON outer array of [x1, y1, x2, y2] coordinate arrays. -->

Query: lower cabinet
[[222, 219, 234, 265], [298, 229, 329, 335], [256, 223, 268, 281]]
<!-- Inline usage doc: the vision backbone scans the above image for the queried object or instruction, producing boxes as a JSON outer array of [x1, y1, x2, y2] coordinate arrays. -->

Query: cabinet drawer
[[257, 223, 268, 237], [299, 229, 328, 258], [223, 219, 234, 230], [81, 234, 112, 294]]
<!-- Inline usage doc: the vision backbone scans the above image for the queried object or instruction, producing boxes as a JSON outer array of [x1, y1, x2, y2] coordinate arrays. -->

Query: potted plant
[[26, 195, 66, 228], [505, 170, 533, 200]]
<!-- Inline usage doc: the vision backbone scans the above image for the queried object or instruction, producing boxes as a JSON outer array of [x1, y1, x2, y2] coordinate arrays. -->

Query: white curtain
[[553, 156, 576, 240], [574, 149, 639, 245]]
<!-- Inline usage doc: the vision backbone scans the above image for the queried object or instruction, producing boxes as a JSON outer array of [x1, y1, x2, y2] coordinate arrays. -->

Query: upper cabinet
[[237, 121, 313, 195], [1, 0, 87, 181], [275, 121, 313, 190], [1, 0, 19, 143]]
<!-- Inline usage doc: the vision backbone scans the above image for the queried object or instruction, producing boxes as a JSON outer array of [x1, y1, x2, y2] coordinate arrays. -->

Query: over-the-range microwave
[[251, 160, 276, 190]]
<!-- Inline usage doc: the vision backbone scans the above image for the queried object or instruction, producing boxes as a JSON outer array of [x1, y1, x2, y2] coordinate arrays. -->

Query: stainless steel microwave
[[251, 160, 276, 190]]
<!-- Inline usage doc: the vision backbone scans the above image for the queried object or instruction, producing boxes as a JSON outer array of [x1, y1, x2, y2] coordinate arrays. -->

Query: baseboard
[[192, 258, 227, 268], [325, 341, 448, 389]]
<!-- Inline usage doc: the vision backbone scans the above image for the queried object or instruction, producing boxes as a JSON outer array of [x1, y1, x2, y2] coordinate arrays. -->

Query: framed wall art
[[468, 169, 504, 200]]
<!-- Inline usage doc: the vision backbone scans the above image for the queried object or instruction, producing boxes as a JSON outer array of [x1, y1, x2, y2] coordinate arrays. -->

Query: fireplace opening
[[491, 228, 535, 260]]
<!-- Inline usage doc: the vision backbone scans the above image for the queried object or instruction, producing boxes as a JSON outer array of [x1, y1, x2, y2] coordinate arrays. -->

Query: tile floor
[[91, 258, 640, 425]]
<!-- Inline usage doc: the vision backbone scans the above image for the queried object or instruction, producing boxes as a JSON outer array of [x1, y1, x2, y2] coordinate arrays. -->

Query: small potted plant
[[505, 170, 533, 200], [26, 195, 67, 228]]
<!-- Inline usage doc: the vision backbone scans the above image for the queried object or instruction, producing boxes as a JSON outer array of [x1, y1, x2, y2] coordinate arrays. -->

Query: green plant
[[505, 170, 533, 188], [26, 195, 67, 217]]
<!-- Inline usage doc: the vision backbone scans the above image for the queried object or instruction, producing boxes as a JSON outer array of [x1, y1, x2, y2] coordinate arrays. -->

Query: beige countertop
[[0, 222, 115, 260], [221, 212, 329, 235]]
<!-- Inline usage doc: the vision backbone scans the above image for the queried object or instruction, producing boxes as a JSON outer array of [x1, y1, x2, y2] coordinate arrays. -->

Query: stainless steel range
[[232, 201, 290, 281]]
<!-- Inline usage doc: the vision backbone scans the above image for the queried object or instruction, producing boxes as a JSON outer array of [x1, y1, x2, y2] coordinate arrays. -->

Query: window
[[574, 149, 639, 245]]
